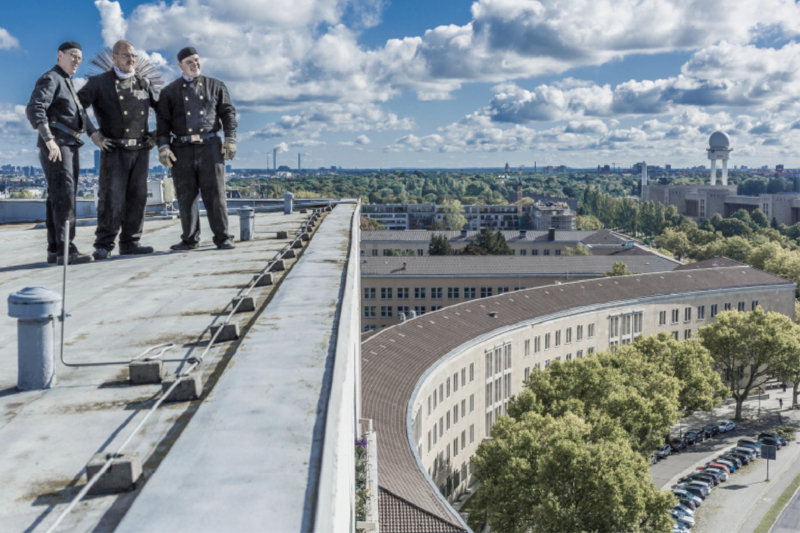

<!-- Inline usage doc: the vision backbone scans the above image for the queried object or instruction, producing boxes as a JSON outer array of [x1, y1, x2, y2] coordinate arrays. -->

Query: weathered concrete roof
[[0, 204, 355, 532], [361, 267, 795, 525]]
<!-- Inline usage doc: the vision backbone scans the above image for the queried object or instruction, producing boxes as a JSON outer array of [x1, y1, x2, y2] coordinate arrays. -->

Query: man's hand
[[158, 146, 177, 168], [45, 139, 62, 162], [222, 138, 236, 161], [143, 132, 157, 149], [91, 132, 112, 152]]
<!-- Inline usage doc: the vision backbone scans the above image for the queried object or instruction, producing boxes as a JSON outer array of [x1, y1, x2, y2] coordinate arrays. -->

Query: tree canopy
[[604, 261, 637, 277], [461, 229, 513, 255], [428, 234, 454, 256]]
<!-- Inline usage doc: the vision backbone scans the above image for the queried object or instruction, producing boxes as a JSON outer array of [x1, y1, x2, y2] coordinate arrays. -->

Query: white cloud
[[0, 27, 19, 50], [356, 134, 372, 144], [95, 0, 128, 47]]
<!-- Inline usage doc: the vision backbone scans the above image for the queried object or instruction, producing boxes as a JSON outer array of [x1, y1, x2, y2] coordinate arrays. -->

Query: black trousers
[[95, 147, 150, 251], [39, 143, 79, 254], [171, 140, 230, 246]]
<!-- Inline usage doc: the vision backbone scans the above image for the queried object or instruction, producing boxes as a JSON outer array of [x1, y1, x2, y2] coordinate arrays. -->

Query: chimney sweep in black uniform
[[78, 40, 159, 260], [156, 46, 237, 250], [26, 41, 99, 265]]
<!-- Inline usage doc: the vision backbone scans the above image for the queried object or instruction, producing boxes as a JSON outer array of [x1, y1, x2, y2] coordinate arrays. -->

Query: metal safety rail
[[43, 208, 325, 533]]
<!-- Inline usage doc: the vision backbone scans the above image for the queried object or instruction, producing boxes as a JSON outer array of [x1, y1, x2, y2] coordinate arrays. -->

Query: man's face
[[57, 49, 83, 76], [179, 54, 201, 78], [113, 44, 137, 74]]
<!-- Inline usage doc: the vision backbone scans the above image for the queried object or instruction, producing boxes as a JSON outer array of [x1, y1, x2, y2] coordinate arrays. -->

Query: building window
[[380, 306, 393, 318], [684, 329, 691, 339], [485, 382, 492, 407], [671, 309, 679, 324], [577, 349, 583, 359], [397, 288, 409, 299], [454, 372, 459, 393], [433, 388, 437, 408], [470, 424, 474, 443], [439, 384, 444, 403], [363, 324, 376, 333], [446, 411, 450, 430], [417, 249, 424, 256], [532, 249, 539, 256], [470, 362, 474, 382], [448, 287, 460, 299], [428, 395, 432, 416], [364, 306, 376, 318], [566, 353, 572, 361], [534, 335, 541, 353], [480, 287, 493, 298], [446, 377, 451, 398], [544, 249, 550, 256], [428, 430, 432, 451], [588, 323, 595, 338], [414, 305, 426, 315], [381, 287, 393, 299], [576, 325, 583, 341], [684, 307, 692, 322], [431, 287, 443, 299], [464, 287, 476, 299], [587, 347, 594, 355], [454, 404, 459, 424], [364, 287, 376, 299], [673, 331, 679, 341], [697, 306, 705, 320], [555, 330, 561, 347], [520, 249, 527, 256], [609, 316, 619, 341], [524, 367, 530, 381], [453, 437, 459, 456], [565, 327, 572, 344], [397, 305, 410, 317], [659, 310, 666, 325], [470, 394, 474, 412], [439, 417, 444, 438], [371, 249, 378, 256], [433, 424, 437, 444], [431, 305, 443, 311], [752, 300, 759, 310], [724, 303, 732, 311], [545, 359, 551, 368], [738, 301, 746, 312], [414, 287, 426, 299], [497, 287, 509, 294], [360, 249, 366, 256], [461, 431, 466, 450], [555, 249, 562, 256], [544, 333, 551, 350], [711, 304, 718, 318], [524, 339, 530, 356]]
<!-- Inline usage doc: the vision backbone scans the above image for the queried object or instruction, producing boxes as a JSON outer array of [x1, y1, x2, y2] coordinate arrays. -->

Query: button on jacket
[[26, 64, 97, 147], [77, 69, 158, 140], [156, 75, 236, 145]]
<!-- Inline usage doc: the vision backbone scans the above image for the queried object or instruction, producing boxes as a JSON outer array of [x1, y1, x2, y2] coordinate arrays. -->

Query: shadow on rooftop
[[0, 261, 50, 274]]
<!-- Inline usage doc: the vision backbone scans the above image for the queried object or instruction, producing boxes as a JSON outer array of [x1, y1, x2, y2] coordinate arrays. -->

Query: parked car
[[684, 431, 699, 445], [702, 467, 729, 482], [674, 503, 695, 518], [714, 456, 739, 470], [671, 509, 695, 528], [725, 452, 751, 465], [672, 488, 702, 507], [719, 453, 746, 467], [677, 497, 698, 510], [759, 436, 783, 449], [670, 438, 688, 452], [655, 443, 672, 460], [693, 429, 707, 442], [718, 420, 736, 433], [703, 461, 732, 473], [704, 424, 720, 437], [680, 473, 718, 487], [758, 432, 789, 446], [737, 442, 763, 456], [675, 482, 709, 499], [733, 446, 759, 459]]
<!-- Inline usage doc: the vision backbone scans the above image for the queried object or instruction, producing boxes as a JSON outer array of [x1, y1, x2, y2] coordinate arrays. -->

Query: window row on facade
[[363, 286, 517, 300]]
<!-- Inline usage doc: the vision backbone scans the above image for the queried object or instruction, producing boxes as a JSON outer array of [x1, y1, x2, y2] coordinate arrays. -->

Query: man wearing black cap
[[77, 40, 158, 260], [26, 41, 104, 264], [156, 46, 237, 250]]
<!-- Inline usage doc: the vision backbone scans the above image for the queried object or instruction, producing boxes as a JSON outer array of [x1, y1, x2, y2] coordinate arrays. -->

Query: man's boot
[[119, 243, 154, 255], [47, 251, 58, 264], [92, 248, 112, 260], [57, 252, 94, 265], [170, 241, 199, 251]]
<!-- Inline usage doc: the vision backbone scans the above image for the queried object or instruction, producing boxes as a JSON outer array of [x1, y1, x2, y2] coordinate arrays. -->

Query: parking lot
[[649, 389, 800, 532]]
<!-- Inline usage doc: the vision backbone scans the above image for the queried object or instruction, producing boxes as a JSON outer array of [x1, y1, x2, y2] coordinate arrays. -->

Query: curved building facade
[[362, 265, 795, 532]]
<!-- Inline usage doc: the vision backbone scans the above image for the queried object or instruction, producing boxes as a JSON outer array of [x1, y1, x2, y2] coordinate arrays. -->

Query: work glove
[[143, 132, 157, 149], [158, 145, 177, 168], [222, 138, 236, 161], [91, 131, 113, 152]]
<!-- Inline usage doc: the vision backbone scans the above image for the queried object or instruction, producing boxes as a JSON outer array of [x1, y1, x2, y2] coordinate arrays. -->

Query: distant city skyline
[[3, 1, 800, 169]]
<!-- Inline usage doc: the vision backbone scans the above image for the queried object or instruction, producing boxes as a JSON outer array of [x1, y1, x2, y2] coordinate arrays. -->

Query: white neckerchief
[[182, 74, 197, 82], [113, 65, 136, 80]]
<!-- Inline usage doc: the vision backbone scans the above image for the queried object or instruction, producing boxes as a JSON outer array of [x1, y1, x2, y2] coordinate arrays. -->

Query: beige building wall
[[408, 283, 796, 503], [362, 274, 596, 331]]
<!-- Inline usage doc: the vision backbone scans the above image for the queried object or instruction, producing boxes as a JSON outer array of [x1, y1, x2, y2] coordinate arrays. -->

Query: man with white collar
[[156, 46, 237, 251], [26, 41, 97, 265], [78, 40, 159, 259]]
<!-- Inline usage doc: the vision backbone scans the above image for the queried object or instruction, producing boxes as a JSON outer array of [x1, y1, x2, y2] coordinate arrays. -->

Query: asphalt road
[[772, 483, 800, 533]]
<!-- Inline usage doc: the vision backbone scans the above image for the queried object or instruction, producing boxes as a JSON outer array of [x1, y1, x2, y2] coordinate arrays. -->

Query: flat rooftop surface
[[0, 205, 347, 532]]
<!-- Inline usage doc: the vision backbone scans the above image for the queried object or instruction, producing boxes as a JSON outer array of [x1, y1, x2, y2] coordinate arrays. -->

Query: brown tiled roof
[[360, 255, 680, 277], [674, 257, 746, 270], [378, 486, 466, 533], [361, 230, 598, 244], [361, 267, 794, 525]]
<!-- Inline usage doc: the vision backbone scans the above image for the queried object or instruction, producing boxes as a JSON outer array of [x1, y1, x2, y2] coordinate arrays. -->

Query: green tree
[[428, 234, 454, 255], [654, 227, 691, 259], [472, 411, 675, 533], [576, 215, 603, 230], [604, 261, 636, 277], [698, 307, 800, 421], [562, 244, 590, 256], [751, 208, 769, 229], [442, 199, 467, 230], [384, 248, 417, 256], [10, 189, 36, 199], [461, 229, 512, 255], [360, 216, 385, 230]]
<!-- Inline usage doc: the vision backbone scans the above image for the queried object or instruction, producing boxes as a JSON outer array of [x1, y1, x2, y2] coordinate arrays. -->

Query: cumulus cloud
[[95, 0, 128, 47], [0, 28, 19, 50]]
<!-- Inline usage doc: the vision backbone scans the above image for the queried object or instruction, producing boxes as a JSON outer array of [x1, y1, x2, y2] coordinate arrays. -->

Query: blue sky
[[2, 0, 800, 170]]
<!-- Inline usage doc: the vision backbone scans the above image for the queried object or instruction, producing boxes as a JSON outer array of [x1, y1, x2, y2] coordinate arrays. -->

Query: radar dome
[[709, 131, 731, 150]]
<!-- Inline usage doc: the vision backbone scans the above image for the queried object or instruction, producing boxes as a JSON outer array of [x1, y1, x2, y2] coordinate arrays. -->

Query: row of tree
[[472, 307, 800, 532]]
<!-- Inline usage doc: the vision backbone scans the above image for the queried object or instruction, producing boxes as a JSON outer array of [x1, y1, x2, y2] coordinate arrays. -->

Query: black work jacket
[[26, 64, 97, 147], [156, 75, 236, 146], [77, 69, 158, 140]]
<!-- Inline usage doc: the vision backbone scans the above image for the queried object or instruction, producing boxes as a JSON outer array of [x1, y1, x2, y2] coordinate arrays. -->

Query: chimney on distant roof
[[402, 262, 407, 269], [548, 227, 556, 241], [460, 229, 468, 238]]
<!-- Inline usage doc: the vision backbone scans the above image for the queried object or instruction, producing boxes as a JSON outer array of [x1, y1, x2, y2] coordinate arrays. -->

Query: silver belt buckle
[[190, 134, 201, 143], [127, 139, 137, 147]]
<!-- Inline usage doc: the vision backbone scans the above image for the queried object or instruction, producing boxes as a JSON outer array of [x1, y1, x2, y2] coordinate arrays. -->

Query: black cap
[[177, 47, 198, 63], [58, 41, 81, 52]]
